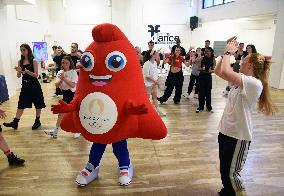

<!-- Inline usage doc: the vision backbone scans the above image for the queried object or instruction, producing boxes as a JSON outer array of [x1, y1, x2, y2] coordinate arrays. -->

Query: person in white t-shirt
[[45, 56, 80, 138], [142, 49, 166, 116], [214, 36, 276, 196]]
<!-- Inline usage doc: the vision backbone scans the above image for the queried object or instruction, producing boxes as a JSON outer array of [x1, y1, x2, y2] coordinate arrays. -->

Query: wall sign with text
[[148, 25, 180, 45]]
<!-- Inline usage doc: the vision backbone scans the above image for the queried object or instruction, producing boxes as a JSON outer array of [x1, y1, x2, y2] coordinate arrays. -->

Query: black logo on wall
[[148, 25, 179, 45]]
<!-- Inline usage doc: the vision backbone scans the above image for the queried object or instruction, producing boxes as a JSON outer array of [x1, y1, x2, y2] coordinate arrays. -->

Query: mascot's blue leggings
[[88, 139, 130, 168]]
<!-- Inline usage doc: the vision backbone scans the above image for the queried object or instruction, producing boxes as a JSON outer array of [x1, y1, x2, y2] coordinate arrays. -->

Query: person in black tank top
[[196, 47, 215, 113], [3, 44, 46, 130]]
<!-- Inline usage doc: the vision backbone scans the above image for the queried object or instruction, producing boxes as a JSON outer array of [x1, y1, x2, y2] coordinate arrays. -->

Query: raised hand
[[189, 46, 195, 51], [14, 66, 22, 73], [224, 36, 239, 54], [58, 73, 65, 81], [226, 36, 237, 44]]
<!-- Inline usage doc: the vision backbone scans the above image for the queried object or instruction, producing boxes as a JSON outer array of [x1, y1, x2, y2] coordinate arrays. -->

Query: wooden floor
[[0, 75, 284, 196]]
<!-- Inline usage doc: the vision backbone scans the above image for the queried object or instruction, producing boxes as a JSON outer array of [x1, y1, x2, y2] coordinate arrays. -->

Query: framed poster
[[32, 42, 48, 62]]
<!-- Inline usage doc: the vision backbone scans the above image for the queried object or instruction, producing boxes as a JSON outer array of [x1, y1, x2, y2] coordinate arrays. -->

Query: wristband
[[224, 51, 231, 55]]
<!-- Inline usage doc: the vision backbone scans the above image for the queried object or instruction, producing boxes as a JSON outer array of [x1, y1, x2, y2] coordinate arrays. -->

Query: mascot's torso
[[79, 92, 118, 135], [60, 23, 167, 144]]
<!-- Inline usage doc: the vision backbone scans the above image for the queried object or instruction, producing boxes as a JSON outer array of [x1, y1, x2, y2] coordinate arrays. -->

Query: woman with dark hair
[[215, 36, 276, 196], [196, 47, 215, 113], [3, 44, 45, 130], [45, 56, 79, 138], [243, 44, 257, 58], [158, 47, 190, 104]]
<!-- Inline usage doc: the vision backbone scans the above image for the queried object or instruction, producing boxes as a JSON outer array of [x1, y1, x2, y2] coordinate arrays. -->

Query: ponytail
[[250, 54, 277, 115]]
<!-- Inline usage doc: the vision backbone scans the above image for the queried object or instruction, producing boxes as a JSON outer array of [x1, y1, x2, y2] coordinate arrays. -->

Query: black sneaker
[[7, 153, 25, 166], [3, 118, 19, 130], [157, 97, 164, 104], [32, 120, 41, 130], [174, 101, 180, 105], [207, 109, 214, 113]]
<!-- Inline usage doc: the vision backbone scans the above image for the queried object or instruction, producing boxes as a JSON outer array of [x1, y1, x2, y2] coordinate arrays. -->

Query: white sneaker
[[156, 107, 166, 117], [76, 163, 99, 187], [74, 133, 81, 139], [182, 93, 190, 99], [118, 164, 133, 186], [44, 128, 58, 138], [194, 94, 198, 99]]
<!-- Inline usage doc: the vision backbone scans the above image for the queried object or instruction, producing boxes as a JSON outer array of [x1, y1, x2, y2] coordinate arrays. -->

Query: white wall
[[0, 0, 50, 97], [271, 0, 284, 89], [48, 0, 122, 55], [190, 18, 276, 55], [127, 0, 193, 53], [48, 0, 195, 54], [198, 0, 279, 23]]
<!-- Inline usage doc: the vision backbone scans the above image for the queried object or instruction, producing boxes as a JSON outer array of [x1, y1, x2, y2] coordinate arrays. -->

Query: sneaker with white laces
[[196, 108, 204, 113], [118, 164, 133, 186], [44, 128, 58, 138], [74, 133, 81, 139], [156, 107, 166, 117], [76, 163, 99, 187]]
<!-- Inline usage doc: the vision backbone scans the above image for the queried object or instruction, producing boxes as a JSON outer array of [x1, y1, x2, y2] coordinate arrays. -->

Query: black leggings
[[187, 74, 199, 95], [198, 74, 212, 110]]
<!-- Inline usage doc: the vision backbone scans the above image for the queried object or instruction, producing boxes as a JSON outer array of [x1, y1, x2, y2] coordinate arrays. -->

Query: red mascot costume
[[52, 23, 167, 186]]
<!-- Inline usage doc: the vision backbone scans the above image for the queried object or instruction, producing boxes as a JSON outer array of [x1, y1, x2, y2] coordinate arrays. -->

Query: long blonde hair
[[249, 53, 276, 115]]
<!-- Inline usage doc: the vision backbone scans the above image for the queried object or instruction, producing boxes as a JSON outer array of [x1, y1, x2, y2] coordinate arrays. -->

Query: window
[[203, 0, 213, 8], [203, 0, 235, 9], [214, 0, 223, 5]]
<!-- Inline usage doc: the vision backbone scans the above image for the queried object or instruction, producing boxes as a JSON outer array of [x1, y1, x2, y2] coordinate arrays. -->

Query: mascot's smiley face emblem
[[79, 92, 118, 134]]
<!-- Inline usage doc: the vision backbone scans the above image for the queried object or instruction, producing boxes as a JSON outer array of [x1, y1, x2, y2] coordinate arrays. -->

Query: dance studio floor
[[0, 75, 284, 196]]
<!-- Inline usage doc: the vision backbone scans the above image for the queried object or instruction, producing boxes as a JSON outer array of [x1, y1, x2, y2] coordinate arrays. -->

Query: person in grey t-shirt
[[183, 47, 202, 99]]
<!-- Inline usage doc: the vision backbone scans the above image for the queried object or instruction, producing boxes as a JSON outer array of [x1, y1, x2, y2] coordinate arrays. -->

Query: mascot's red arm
[[51, 98, 78, 114], [124, 100, 148, 115]]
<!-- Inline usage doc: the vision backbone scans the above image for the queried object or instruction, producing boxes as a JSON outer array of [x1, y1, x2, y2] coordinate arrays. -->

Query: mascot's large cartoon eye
[[105, 51, 127, 72], [81, 52, 94, 71]]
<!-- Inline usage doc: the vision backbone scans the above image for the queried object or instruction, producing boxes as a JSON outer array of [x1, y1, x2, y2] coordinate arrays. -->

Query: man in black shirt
[[171, 37, 186, 56], [234, 42, 247, 72], [52, 46, 66, 96], [53, 46, 65, 74], [201, 40, 211, 56], [68, 43, 81, 67], [141, 41, 161, 65]]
